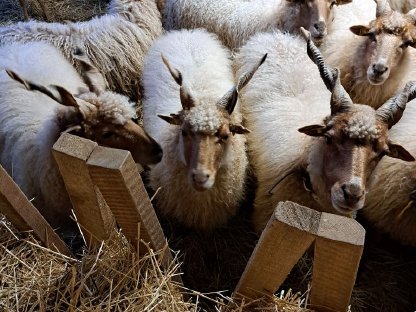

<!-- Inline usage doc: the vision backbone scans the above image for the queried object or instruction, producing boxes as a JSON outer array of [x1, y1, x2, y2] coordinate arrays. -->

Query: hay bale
[[0, 0, 110, 25]]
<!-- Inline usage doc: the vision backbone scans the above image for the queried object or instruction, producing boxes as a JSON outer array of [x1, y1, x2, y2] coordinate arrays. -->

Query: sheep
[[321, 0, 416, 108], [0, 41, 163, 232], [162, 0, 352, 51], [142, 29, 265, 230], [0, 0, 162, 102], [234, 29, 416, 232], [362, 99, 416, 246], [388, 0, 416, 13]]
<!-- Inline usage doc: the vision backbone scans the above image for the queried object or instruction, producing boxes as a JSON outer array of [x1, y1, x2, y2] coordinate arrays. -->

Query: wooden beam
[[234, 201, 317, 299], [233, 201, 365, 312], [52, 133, 115, 247], [309, 213, 365, 312], [86, 146, 170, 264], [0, 165, 72, 256]]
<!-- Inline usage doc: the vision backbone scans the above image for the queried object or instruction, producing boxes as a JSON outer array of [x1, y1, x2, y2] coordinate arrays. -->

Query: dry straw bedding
[[0, 216, 309, 312]]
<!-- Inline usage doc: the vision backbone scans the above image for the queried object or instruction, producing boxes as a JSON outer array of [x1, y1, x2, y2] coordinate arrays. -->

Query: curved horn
[[217, 53, 267, 114], [300, 27, 353, 114], [73, 47, 107, 95], [161, 53, 194, 110], [375, 0, 391, 17], [376, 81, 416, 128]]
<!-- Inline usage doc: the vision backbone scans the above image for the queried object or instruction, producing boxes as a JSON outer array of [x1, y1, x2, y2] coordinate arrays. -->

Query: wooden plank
[[52, 133, 114, 247], [0, 165, 72, 256], [234, 201, 365, 312], [86, 146, 170, 263], [234, 201, 317, 299], [309, 213, 365, 312]]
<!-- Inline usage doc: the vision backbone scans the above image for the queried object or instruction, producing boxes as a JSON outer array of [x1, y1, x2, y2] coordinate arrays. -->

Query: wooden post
[[310, 213, 365, 312], [234, 201, 365, 312], [0, 165, 72, 256], [234, 201, 316, 299], [86, 146, 171, 264], [52, 133, 114, 247]]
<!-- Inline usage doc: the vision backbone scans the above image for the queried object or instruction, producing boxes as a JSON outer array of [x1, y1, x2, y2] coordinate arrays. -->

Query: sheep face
[[349, 2, 416, 85], [300, 28, 415, 214], [6, 60, 163, 166], [301, 104, 413, 214], [288, 0, 352, 45], [159, 53, 266, 191]]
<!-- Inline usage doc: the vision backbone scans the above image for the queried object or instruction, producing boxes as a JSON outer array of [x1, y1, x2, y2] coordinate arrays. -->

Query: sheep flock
[[1, 0, 416, 310]]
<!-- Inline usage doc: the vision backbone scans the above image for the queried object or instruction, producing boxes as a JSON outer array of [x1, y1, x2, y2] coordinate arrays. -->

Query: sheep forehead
[[79, 91, 136, 126], [184, 104, 224, 135], [375, 12, 411, 34], [338, 106, 381, 140]]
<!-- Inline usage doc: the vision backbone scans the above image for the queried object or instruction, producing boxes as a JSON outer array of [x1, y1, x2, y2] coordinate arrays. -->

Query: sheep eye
[[182, 129, 188, 137], [102, 131, 115, 139], [367, 32, 377, 42], [131, 117, 139, 124]]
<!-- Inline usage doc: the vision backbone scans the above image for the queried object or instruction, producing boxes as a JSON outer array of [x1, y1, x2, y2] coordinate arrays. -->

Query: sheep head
[[349, 0, 416, 85], [299, 28, 415, 214], [5, 53, 162, 166], [158, 53, 266, 191], [287, 0, 352, 45]]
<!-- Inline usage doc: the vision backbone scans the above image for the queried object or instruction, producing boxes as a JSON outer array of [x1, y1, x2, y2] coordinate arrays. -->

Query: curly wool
[[186, 104, 222, 134], [343, 107, 381, 140]]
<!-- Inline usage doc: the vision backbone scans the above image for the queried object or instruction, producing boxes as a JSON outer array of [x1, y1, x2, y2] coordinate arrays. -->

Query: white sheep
[[142, 29, 265, 229], [0, 41, 163, 232], [321, 0, 416, 108], [235, 29, 415, 232], [362, 98, 416, 246], [162, 0, 352, 50], [0, 0, 162, 101]]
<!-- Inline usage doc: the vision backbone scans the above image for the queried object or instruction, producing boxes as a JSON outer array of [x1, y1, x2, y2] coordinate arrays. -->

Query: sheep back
[[235, 31, 332, 232], [0, 41, 86, 230]]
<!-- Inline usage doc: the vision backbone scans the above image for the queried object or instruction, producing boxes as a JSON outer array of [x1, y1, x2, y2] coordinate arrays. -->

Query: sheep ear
[[350, 25, 370, 36], [56, 106, 82, 130], [230, 124, 250, 134], [73, 50, 106, 95], [387, 142, 415, 162], [158, 114, 182, 125], [298, 124, 327, 136]]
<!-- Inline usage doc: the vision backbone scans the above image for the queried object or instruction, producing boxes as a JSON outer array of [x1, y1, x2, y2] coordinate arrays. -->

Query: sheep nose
[[192, 170, 210, 184], [341, 182, 364, 205], [154, 145, 163, 163], [313, 21, 326, 33], [372, 63, 388, 75]]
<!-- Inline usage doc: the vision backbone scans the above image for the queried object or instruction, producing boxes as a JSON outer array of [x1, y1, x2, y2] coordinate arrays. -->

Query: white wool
[[0, 0, 162, 101], [142, 29, 248, 229], [364, 99, 416, 246], [234, 30, 332, 232], [163, 0, 344, 50], [186, 104, 222, 134]]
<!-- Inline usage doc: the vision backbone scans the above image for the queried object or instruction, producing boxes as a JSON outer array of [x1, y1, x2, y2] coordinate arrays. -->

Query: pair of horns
[[161, 53, 267, 115], [301, 27, 416, 129]]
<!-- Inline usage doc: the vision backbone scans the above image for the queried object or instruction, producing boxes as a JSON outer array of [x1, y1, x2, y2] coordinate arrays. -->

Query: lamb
[[234, 29, 415, 232], [321, 0, 416, 108], [0, 0, 162, 101], [162, 0, 352, 51], [0, 41, 163, 232], [362, 99, 416, 246], [142, 29, 265, 229]]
